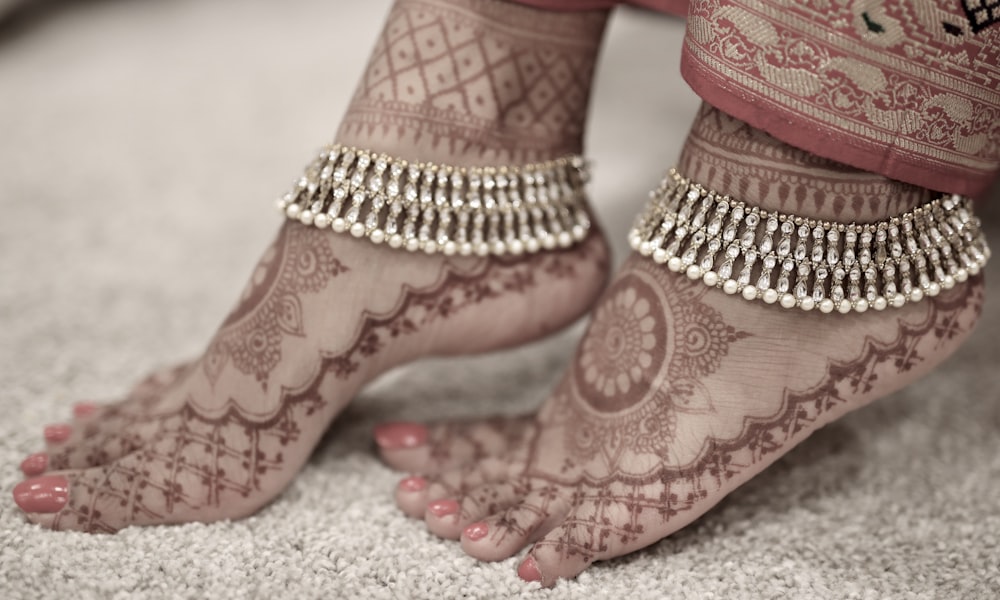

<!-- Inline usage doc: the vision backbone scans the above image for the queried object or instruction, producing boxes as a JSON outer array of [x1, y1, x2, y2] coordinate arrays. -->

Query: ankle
[[634, 103, 990, 315], [335, 0, 609, 165], [677, 103, 934, 222]]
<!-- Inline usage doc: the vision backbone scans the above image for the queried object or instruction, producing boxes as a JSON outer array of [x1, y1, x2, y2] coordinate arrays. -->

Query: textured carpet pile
[[1, 1, 998, 598]]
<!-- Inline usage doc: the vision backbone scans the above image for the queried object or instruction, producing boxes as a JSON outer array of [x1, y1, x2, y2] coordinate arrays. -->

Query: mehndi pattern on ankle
[[629, 168, 990, 314], [277, 144, 592, 257]]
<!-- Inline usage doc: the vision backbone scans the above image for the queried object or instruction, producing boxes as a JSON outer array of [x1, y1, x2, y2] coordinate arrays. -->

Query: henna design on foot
[[322, 248, 583, 379], [204, 225, 349, 388], [46, 393, 327, 533], [22, 225, 607, 532], [396, 253, 983, 586], [561, 266, 750, 470]]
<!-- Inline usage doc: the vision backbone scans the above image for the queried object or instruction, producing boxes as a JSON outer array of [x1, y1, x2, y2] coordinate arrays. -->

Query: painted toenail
[[374, 422, 428, 450], [426, 499, 459, 518], [463, 521, 488, 541], [20, 453, 48, 476], [13, 475, 69, 513], [517, 556, 542, 582], [398, 476, 427, 492], [43, 424, 72, 443], [73, 402, 98, 418]]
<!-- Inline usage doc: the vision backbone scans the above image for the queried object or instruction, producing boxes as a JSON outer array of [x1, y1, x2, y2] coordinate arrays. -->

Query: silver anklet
[[276, 144, 592, 256], [629, 168, 991, 314]]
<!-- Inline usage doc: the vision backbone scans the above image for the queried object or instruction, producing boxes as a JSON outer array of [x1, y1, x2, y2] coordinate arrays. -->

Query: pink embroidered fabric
[[681, 1, 1000, 198], [509, 0, 685, 14], [510, 0, 1000, 198]]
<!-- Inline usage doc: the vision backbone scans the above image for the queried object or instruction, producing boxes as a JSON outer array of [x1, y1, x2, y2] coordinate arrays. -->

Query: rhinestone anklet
[[276, 144, 592, 257], [629, 168, 991, 314]]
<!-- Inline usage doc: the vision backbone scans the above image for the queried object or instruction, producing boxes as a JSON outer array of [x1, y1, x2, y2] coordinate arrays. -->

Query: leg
[[380, 103, 986, 584], [12, 0, 612, 532]]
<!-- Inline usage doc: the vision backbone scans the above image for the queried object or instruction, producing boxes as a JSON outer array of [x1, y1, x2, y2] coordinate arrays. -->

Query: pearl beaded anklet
[[276, 144, 592, 257], [629, 168, 991, 314]]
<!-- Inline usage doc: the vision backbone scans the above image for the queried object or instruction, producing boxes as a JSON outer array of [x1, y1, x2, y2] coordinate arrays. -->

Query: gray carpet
[[1, 1, 998, 598]]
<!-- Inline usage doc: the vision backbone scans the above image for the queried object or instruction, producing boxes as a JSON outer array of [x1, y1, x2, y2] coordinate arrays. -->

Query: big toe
[[15, 436, 284, 532], [13, 475, 70, 515], [13, 461, 174, 533]]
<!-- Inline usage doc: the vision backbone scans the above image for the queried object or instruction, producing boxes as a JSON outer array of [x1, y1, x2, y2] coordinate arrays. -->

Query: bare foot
[[12, 0, 612, 532], [377, 104, 987, 585]]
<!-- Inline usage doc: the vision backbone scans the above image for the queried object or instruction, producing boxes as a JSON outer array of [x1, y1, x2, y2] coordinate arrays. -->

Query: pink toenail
[[374, 422, 428, 450], [464, 521, 489, 541], [20, 453, 48, 476], [73, 402, 98, 418], [398, 476, 427, 492], [518, 556, 542, 583], [43, 424, 72, 443], [13, 475, 69, 514], [427, 499, 459, 518]]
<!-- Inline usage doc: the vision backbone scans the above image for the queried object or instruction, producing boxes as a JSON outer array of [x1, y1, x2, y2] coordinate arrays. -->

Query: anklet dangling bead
[[276, 144, 592, 257], [629, 168, 991, 314]]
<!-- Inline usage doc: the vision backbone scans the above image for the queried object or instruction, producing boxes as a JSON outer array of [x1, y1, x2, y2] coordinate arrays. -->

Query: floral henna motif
[[577, 278, 666, 409], [203, 225, 348, 388], [669, 300, 749, 383], [562, 262, 749, 466], [530, 277, 984, 566]]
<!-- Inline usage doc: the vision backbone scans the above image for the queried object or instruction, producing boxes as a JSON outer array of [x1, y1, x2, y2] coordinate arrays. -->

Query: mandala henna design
[[669, 301, 748, 382], [576, 276, 667, 411], [203, 225, 349, 388], [529, 277, 984, 566], [561, 261, 750, 467]]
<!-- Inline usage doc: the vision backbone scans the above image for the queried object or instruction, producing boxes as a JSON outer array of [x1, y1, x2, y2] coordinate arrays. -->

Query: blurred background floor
[[0, 1, 997, 598]]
